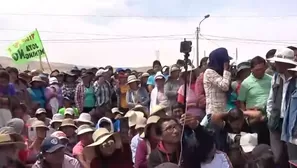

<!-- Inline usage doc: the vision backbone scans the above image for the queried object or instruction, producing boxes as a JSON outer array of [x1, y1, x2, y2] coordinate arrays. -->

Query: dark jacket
[[148, 125, 214, 168], [90, 143, 133, 168]]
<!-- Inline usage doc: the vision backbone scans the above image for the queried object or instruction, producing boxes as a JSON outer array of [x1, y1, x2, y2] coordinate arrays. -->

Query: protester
[[126, 75, 150, 109], [59, 118, 78, 153], [267, 48, 296, 168], [164, 65, 181, 110], [61, 71, 77, 101], [131, 116, 146, 163], [140, 72, 150, 92], [116, 69, 129, 113], [46, 77, 62, 116], [147, 60, 162, 93], [59, 96, 79, 116], [32, 136, 81, 168], [84, 128, 133, 168], [135, 115, 160, 168], [75, 71, 95, 113], [150, 72, 168, 111], [49, 113, 64, 133], [73, 124, 95, 168], [265, 49, 277, 76], [203, 48, 232, 114], [178, 65, 204, 120]]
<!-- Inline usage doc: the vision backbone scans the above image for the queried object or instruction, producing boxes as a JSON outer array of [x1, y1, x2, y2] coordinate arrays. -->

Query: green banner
[[7, 29, 46, 64]]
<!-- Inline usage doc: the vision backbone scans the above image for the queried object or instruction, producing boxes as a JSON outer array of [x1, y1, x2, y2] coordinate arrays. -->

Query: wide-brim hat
[[0, 133, 26, 149], [140, 73, 150, 78], [35, 108, 47, 115], [268, 48, 296, 65], [75, 113, 94, 125], [30, 76, 45, 84], [288, 67, 297, 72], [150, 105, 167, 116], [59, 119, 77, 129], [140, 115, 160, 138], [111, 107, 124, 115], [31, 120, 49, 130], [135, 117, 147, 130], [50, 114, 64, 125], [76, 124, 95, 136], [128, 112, 145, 127], [84, 128, 122, 161], [127, 75, 140, 84]]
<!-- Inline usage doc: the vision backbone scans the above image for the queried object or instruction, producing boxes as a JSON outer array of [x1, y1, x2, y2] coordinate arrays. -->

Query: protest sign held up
[[7, 29, 46, 64]]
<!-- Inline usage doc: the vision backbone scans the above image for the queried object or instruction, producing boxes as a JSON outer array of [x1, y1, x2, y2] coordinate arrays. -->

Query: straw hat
[[128, 112, 145, 127], [132, 104, 147, 113], [150, 105, 167, 116], [124, 110, 136, 118], [75, 113, 94, 125], [135, 117, 147, 130], [127, 75, 140, 84], [0, 126, 25, 143], [59, 119, 77, 129], [140, 115, 160, 138], [30, 76, 45, 84], [35, 108, 47, 115], [0, 133, 26, 149], [64, 108, 74, 116], [50, 114, 64, 125], [84, 128, 122, 161], [76, 124, 95, 136], [31, 120, 49, 130], [141, 73, 150, 78]]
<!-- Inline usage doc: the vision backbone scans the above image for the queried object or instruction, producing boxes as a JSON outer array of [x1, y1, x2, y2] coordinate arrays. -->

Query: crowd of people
[[0, 46, 297, 168]]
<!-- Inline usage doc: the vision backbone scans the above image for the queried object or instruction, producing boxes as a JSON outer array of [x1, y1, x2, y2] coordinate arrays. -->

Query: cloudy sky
[[0, 0, 297, 68]]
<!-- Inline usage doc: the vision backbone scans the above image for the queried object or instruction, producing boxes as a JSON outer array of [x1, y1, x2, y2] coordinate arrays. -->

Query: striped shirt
[[93, 80, 111, 107]]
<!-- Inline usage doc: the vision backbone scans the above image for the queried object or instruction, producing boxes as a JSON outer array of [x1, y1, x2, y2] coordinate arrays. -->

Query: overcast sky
[[0, 0, 297, 68]]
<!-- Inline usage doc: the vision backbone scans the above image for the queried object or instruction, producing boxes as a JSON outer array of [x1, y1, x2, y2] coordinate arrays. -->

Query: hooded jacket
[[96, 117, 114, 132]]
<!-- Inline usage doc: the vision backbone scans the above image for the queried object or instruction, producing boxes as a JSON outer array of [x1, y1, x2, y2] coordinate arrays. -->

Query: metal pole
[[196, 27, 200, 68]]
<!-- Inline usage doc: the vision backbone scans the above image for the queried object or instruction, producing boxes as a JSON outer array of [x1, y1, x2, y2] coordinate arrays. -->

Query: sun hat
[[132, 105, 147, 113], [64, 108, 74, 116], [268, 48, 296, 65], [154, 71, 165, 80], [0, 126, 25, 143], [0, 132, 26, 149], [128, 112, 146, 128], [50, 114, 64, 125], [168, 65, 180, 76], [76, 124, 95, 136], [83, 128, 122, 161], [124, 110, 145, 118], [88, 128, 122, 148], [35, 108, 47, 115], [135, 117, 147, 130], [127, 75, 140, 84], [51, 131, 69, 141], [31, 120, 49, 130], [6, 118, 25, 135], [140, 115, 161, 138], [240, 133, 258, 153], [41, 137, 65, 154], [30, 76, 45, 84], [150, 105, 167, 116], [49, 77, 58, 85], [59, 119, 77, 129], [96, 69, 109, 77], [111, 107, 123, 115], [75, 113, 94, 125], [140, 73, 150, 78]]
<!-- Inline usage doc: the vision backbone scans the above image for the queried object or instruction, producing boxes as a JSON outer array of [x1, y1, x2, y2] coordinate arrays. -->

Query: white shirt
[[130, 133, 142, 163], [266, 74, 292, 118]]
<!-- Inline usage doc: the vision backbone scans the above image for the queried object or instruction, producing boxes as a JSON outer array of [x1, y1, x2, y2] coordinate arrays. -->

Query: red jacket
[[90, 143, 133, 168]]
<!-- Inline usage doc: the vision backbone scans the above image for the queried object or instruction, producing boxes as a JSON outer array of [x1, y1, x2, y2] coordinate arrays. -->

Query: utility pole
[[155, 50, 160, 61], [196, 14, 210, 68], [235, 48, 238, 63]]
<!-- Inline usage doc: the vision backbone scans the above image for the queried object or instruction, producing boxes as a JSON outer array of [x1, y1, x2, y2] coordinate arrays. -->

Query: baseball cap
[[64, 108, 74, 116], [40, 137, 65, 153], [96, 69, 109, 77]]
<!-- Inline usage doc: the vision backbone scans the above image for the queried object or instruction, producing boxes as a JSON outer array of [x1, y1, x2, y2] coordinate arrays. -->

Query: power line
[[1, 13, 297, 18]]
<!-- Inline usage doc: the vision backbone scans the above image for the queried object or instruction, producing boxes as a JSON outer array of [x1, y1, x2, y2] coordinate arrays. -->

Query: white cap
[[64, 108, 74, 116], [35, 108, 46, 115], [111, 107, 123, 114], [240, 133, 258, 153], [154, 71, 165, 80], [268, 48, 296, 65], [49, 77, 58, 85], [96, 69, 109, 77]]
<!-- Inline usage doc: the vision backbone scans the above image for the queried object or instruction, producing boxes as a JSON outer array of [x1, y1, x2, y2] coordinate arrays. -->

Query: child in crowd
[[59, 97, 79, 117]]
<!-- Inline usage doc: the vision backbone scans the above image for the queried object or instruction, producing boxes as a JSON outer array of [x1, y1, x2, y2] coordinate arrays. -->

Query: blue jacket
[[281, 78, 297, 144]]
